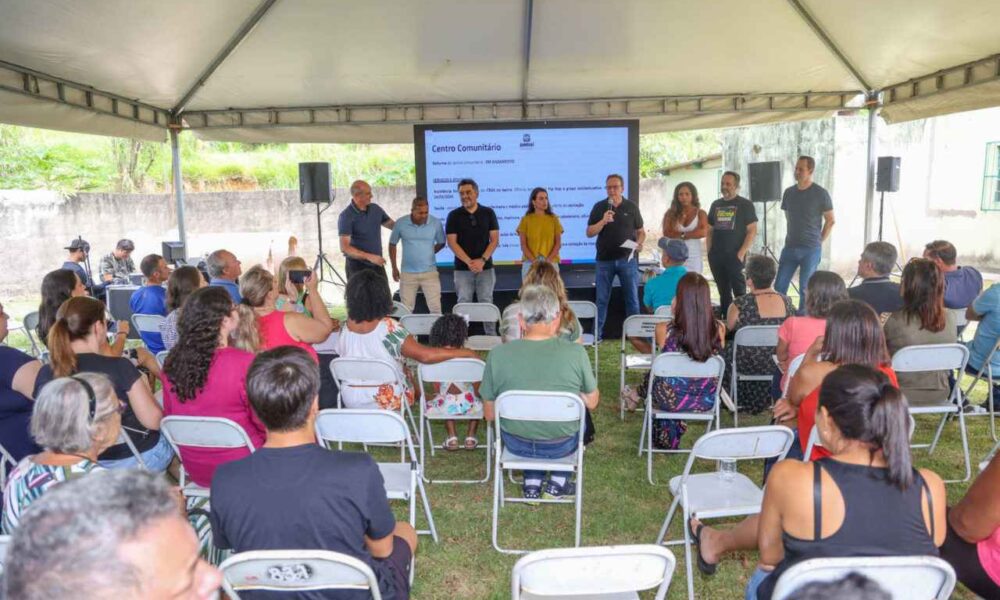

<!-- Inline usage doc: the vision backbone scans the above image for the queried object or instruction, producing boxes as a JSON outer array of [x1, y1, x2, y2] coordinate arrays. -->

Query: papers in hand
[[620, 239, 640, 261]]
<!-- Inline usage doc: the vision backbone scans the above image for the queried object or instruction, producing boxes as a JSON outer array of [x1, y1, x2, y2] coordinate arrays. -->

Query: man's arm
[[635, 227, 646, 252], [388, 244, 400, 282], [447, 234, 473, 268], [820, 210, 835, 242], [339, 235, 383, 265], [483, 229, 500, 260], [738, 222, 758, 261]]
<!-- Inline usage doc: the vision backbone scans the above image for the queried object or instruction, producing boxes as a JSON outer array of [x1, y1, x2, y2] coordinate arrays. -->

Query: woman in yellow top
[[517, 187, 564, 279]]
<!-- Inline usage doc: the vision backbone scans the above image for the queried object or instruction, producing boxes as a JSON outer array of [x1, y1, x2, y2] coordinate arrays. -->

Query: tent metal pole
[[170, 126, 187, 249], [862, 94, 879, 245], [520, 0, 534, 118]]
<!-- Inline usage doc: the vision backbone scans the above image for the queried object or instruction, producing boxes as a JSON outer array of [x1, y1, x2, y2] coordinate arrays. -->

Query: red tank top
[[257, 311, 319, 362]]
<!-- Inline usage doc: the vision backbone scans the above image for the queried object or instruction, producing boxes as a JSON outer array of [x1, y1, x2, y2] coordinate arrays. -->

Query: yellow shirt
[[516, 213, 563, 262]]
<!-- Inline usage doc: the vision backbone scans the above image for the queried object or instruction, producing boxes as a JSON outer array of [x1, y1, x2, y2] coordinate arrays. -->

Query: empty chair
[[567, 300, 599, 373], [452, 302, 502, 351], [399, 313, 443, 338], [220, 549, 384, 600], [21, 312, 41, 357], [771, 556, 956, 600], [511, 544, 677, 600], [328, 357, 419, 446], [417, 358, 490, 483], [159, 416, 257, 498], [728, 325, 780, 427], [619, 314, 672, 420]]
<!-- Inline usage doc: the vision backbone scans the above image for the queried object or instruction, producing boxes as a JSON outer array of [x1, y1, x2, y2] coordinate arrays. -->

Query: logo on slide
[[519, 134, 534, 149]]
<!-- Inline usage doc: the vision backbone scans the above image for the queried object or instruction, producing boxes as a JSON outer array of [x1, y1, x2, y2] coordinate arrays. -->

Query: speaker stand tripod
[[311, 201, 346, 287], [757, 200, 800, 297]]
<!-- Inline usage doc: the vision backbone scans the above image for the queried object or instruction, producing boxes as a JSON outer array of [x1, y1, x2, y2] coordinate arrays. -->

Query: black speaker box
[[876, 156, 901, 192], [748, 161, 782, 202], [299, 162, 333, 204]]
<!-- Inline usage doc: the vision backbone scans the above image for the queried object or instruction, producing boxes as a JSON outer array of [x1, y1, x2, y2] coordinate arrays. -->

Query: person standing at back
[[517, 187, 563, 280], [586, 173, 645, 340], [446, 178, 500, 335], [389, 196, 446, 313], [339, 179, 395, 282], [660, 181, 708, 274], [706, 171, 758, 315], [774, 156, 835, 312]]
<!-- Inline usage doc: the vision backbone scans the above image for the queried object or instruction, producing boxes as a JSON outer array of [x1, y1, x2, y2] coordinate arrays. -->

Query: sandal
[[463, 436, 478, 450], [688, 518, 718, 576], [622, 385, 641, 412], [442, 436, 459, 452]]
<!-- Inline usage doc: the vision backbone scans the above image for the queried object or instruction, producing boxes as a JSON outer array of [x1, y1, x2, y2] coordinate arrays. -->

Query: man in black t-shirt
[[586, 173, 646, 338], [210, 347, 416, 600], [446, 178, 500, 335], [847, 241, 903, 315], [706, 171, 758, 314]]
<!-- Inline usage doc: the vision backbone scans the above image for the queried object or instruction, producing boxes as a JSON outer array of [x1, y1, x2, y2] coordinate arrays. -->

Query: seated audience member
[[693, 365, 945, 593], [161, 287, 266, 487], [966, 283, 1000, 394], [275, 255, 311, 314], [0, 300, 42, 461], [159, 265, 205, 351], [883, 259, 956, 406], [240, 265, 336, 362], [924, 240, 983, 310], [210, 347, 416, 600], [99, 238, 136, 285], [426, 314, 482, 450], [847, 241, 903, 315], [941, 450, 1000, 598], [776, 271, 847, 387], [61, 237, 96, 294], [206, 248, 243, 303], [633, 273, 724, 447], [3, 469, 222, 600], [480, 285, 599, 500], [785, 573, 891, 600], [337, 270, 475, 410], [128, 253, 171, 353], [643, 238, 688, 312], [1, 373, 119, 532], [501, 259, 582, 342], [33, 296, 169, 471], [724, 255, 793, 415]]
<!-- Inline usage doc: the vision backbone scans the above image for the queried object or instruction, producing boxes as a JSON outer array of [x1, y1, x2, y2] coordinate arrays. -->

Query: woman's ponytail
[[47, 318, 77, 378], [231, 303, 260, 352], [866, 381, 913, 489], [48, 296, 106, 378]]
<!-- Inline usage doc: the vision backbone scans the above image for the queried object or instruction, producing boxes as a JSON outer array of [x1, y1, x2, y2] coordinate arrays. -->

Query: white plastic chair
[[160, 416, 256, 499], [567, 300, 599, 373], [643, 353, 727, 484], [220, 549, 383, 599], [417, 358, 490, 483], [328, 357, 420, 455], [511, 544, 677, 600], [654, 305, 673, 318], [452, 302, 502, 351], [771, 555, 956, 600], [0, 534, 9, 577], [891, 343, 971, 482], [390, 300, 411, 318], [314, 409, 438, 543], [619, 314, 672, 420], [729, 325, 780, 427], [492, 391, 587, 554], [22, 311, 41, 357], [399, 313, 443, 337], [656, 426, 794, 600], [963, 335, 1000, 441]]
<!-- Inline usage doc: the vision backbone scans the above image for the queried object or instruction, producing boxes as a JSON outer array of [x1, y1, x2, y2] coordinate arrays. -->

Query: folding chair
[[643, 353, 726, 484], [979, 438, 1000, 472], [620, 314, 672, 420], [951, 307, 969, 341], [417, 358, 490, 483], [0, 534, 9, 577], [0, 442, 16, 489], [771, 555, 956, 600], [155, 350, 169, 367], [160, 416, 257, 499], [729, 325, 780, 427], [654, 305, 673, 318], [399, 313, 443, 338], [656, 426, 794, 600], [328, 357, 420, 454], [511, 544, 677, 600], [963, 335, 1000, 441], [804, 413, 915, 460], [391, 300, 411, 318], [220, 549, 383, 600], [452, 302, 502, 351], [567, 300, 599, 373], [22, 311, 41, 357], [891, 343, 971, 482], [118, 430, 150, 470], [492, 391, 587, 554], [782, 354, 807, 397], [130, 313, 165, 350], [314, 409, 438, 543]]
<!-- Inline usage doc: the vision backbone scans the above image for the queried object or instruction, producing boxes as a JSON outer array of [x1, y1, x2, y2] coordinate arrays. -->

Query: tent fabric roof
[[0, 0, 998, 143]]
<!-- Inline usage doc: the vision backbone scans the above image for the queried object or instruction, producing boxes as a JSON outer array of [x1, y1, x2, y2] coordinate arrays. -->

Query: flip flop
[[688, 518, 718, 576], [442, 436, 459, 452], [463, 436, 478, 450]]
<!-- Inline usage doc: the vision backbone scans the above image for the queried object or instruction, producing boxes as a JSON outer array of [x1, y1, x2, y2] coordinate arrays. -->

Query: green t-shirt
[[480, 337, 596, 440]]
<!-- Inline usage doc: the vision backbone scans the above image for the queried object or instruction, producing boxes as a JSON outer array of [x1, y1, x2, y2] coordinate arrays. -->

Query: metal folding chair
[[656, 426, 794, 600], [804, 413, 915, 460], [492, 391, 587, 554], [452, 302, 502, 351], [729, 325, 780, 427], [219, 549, 383, 599], [511, 544, 677, 600], [771, 555, 956, 600], [567, 300, 600, 373], [130, 313, 165, 350], [619, 314, 672, 420], [155, 350, 169, 367], [328, 357, 420, 455], [417, 358, 490, 483], [390, 300, 411, 318], [159, 416, 257, 499], [891, 343, 972, 482], [963, 335, 1000, 441], [399, 313, 443, 338], [22, 311, 41, 357], [654, 305, 673, 318]]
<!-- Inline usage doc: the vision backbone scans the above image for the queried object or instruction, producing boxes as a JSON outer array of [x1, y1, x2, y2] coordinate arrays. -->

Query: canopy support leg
[[170, 125, 187, 250]]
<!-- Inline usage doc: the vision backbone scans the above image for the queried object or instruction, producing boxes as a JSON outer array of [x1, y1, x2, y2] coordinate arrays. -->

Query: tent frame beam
[[786, 0, 872, 93], [520, 0, 534, 117], [882, 52, 1000, 111]]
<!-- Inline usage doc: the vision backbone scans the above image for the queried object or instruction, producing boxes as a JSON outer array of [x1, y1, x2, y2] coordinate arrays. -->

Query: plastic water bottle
[[718, 459, 737, 482]]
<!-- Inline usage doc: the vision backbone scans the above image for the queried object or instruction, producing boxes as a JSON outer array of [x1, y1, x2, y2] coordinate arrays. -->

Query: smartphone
[[288, 269, 311, 284]]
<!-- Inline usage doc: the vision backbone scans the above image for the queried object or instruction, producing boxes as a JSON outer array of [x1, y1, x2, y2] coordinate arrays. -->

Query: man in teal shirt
[[388, 197, 446, 313], [644, 239, 689, 312]]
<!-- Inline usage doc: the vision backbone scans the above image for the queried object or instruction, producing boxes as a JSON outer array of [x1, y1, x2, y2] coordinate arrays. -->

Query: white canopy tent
[[1, 0, 998, 245]]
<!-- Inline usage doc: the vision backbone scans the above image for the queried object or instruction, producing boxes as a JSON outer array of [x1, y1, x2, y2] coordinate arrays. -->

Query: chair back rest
[[733, 325, 780, 348], [329, 358, 401, 386], [131, 313, 165, 334], [949, 307, 968, 328], [621, 314, 671, 340], [512, 544, 676, 600], [771, 555, 956, 600], [22, 311, 39, 331], [160, 416, 257, 452], [689, 426, 794, 463], [315, 409, 411, 449], [155, 350, 169, 367], [567, 300, 597, 320], [452, 302, 501, 324], [399, 314, 443, 337], [220, 549, 382, 599], [651, 353, 725, 380], [654, 305, 673, 318], [418, 358, 485, 386], [390, 301, 411, 318], [787, 354, 806, 381], [891, 343, 969, 373], [495, 391, 585, 427]]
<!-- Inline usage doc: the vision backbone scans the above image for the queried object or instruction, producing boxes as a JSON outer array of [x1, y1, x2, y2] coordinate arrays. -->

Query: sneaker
[[522, 484, 542, 505], [542, 480, 576, 500], [963, 403, 989, 415]]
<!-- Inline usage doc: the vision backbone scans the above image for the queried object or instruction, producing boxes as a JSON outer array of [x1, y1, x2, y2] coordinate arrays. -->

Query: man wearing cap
[[644, 239, 689, 312], [62, 238, 96, 294], [99, 239, 136, 285]]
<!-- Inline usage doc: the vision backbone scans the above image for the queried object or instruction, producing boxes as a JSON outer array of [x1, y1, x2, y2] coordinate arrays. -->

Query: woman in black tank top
[[747, 364, 947, 600]]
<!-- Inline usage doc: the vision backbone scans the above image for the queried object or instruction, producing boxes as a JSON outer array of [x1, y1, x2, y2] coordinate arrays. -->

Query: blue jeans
[[775, 245, 823, 312], [501, 431, 578, 483], [595, 257, 640, 339], [745, 566, 772, 600], [100, 433, 174, 472], [454, 268, 497, 335]]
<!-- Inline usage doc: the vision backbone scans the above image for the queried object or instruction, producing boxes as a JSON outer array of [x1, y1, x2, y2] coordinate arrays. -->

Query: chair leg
[[491, 456, 502, 552], [682, 506, 695, 600], [928, 413, 949, 455], [957, 411, 972, 483], [416, 477, 439, 542], [657, 495, 680, 544], [574, 465, 583, 548], [638, 407, 648, 457], [620, 357, 626, 421], [647, 413, 656, 486]]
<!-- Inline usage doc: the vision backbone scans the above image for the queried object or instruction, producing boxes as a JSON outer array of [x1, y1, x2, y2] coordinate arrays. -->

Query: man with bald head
[[338, 179, 395, 281]]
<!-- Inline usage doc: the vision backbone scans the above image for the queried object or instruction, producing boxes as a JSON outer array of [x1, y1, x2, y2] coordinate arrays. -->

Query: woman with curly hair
[[161, 286, 265, 487], [660, 181, 708, 273], [159, 266, 205, 351]]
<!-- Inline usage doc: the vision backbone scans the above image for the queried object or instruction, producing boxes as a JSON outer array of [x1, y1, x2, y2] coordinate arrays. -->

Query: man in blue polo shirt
[[129, 253, 171, 353], [389, 196, 446, 313], [339, 179, 396, 281], [644, 239, 688, 312], [206, 249, 243, 303]]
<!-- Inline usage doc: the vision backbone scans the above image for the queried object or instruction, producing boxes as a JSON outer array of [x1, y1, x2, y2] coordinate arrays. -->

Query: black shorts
[[374, 535, 412, 600]]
